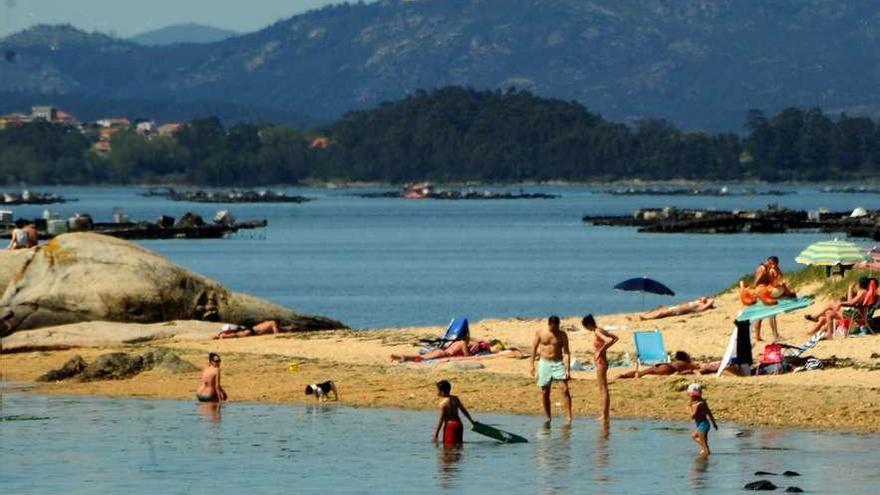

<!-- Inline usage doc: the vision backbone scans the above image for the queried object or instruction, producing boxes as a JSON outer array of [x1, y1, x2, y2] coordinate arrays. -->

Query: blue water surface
[[0, 392, 877, 494], [7, 185, 880, 328]]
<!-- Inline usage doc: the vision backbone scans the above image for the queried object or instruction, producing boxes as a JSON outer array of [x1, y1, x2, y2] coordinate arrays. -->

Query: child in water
[[433, 379, 475, 446], [688, 383, 718, 457]]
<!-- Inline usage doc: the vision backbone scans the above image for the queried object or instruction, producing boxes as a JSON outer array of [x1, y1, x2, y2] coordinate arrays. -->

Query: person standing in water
[[688, 383, 717, 457], [582, 315, 618, 427], [433, 380, 475, 446], [530, 315, 572, 425], [196, 352, 227, 403]]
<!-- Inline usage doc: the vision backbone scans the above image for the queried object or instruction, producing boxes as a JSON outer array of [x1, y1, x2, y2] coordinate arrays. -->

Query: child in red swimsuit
[[433, 380, 476, 446]]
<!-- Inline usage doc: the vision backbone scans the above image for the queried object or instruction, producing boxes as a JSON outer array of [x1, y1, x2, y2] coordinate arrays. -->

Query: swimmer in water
[[432, 379, 475, 446], [196, 352, 227, 403]]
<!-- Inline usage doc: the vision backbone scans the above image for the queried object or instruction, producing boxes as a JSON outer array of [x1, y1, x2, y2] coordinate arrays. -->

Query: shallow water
[[9, 185, 880, 327], [0, 392, 877, 494]]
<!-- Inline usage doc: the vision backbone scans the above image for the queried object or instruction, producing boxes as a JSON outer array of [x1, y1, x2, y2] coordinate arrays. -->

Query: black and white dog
[[304, 380, 338, 402]]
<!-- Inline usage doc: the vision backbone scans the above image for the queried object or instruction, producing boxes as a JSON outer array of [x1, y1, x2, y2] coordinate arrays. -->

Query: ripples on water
[[10, 185, 880, 328], [1, 394, 878, 493]]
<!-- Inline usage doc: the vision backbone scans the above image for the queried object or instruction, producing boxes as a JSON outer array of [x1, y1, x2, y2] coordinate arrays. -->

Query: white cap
[[687, 383, 703, 397]]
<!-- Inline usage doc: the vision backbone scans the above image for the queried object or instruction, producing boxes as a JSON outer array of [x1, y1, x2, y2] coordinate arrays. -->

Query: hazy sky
[[0, 0, 351, 37]]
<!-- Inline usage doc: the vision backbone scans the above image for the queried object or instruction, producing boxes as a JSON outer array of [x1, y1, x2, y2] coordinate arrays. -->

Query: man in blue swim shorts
[[530, 315, 572, 425]]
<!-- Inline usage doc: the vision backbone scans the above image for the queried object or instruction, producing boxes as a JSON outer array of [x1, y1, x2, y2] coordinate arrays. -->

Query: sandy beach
[[3, 286, 879, 432]]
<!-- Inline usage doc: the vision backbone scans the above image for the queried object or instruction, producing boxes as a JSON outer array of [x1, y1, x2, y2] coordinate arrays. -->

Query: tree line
[[1, 87, 879, 185]]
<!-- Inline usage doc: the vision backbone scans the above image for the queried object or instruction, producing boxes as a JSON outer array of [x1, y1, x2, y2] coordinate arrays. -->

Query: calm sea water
[[1, 392, 877, 494], [8, 185, 880, 328]]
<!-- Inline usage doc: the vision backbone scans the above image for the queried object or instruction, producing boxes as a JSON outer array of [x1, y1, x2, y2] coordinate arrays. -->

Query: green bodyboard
[[472, 421, 528, 443]]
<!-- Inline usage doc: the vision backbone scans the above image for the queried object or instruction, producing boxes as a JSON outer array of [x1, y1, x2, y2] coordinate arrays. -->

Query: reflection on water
[[198, 402, 222, 423], [593, 426, 611, 489], [436, 445, 463, 490], [534, 424, 572, 495], [1, 393, 878, 494], [690, 455, 710, 492]]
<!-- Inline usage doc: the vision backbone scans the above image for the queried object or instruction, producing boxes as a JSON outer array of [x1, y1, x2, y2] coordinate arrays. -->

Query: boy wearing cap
[[688, 383, 718, 457]]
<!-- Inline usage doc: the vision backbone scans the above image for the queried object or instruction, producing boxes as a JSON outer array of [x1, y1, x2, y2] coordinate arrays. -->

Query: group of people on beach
[[195, 314, 719, 456]]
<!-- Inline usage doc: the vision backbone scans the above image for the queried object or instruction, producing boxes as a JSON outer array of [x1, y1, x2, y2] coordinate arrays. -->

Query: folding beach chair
[[843, 278, 879, 335], [419, 317, 469, 350], [632, 330, 668, 372]]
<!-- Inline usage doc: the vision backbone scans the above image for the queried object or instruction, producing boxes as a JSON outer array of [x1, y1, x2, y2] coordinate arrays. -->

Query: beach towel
[[401, 350, 520, 366]]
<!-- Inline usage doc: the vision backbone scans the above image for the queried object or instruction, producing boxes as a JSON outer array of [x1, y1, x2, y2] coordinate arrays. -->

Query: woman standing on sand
[[196, 352, 227, 403], [582, 315, 618, 426]]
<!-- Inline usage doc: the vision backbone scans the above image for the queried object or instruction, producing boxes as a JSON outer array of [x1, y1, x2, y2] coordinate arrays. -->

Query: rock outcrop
[[37, 349, 199, 382], [0, 233, 344, 334]]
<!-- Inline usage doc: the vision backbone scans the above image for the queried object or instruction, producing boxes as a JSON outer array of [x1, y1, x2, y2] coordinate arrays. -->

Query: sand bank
[[2, 288, 879, 431]]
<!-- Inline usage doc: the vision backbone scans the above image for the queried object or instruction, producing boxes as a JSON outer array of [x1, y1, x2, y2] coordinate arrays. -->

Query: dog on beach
[[305, 380, 338, 402]]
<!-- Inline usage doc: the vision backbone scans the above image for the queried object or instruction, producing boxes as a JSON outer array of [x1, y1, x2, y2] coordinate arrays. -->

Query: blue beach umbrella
[[614, 276, 675, 308]]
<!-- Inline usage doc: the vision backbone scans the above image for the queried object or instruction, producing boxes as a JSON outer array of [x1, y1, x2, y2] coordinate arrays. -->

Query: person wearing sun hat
[[687, 383, 718, 457]]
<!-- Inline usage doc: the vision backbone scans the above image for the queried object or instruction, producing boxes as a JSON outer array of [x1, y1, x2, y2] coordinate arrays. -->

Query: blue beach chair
[[633, 330, 668, 371], [419, 317, 469, 350]]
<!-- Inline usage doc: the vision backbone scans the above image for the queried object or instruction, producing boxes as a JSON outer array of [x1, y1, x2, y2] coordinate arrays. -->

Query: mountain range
[[129, 23, 239, 46], [2, 0, 880, 130]]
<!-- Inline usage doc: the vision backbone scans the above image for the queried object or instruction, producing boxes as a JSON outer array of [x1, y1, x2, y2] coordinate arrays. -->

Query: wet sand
[[2, 287, 879, 431]]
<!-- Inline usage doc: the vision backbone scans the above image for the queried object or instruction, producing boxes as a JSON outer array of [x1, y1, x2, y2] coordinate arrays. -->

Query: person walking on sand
[[433, 380, 475, 446], [687, 383, 717, 457], [196, 352, 227, 403], [530, 315, 572, 425], [582, 314, 618, 426]]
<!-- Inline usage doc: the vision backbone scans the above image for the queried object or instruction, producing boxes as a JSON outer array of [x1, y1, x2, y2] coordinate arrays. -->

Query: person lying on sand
[[639, 297, 715, 320], [615, 351, 700, 379], [391, 337, 471, 363], [214, 320, 281, 339]]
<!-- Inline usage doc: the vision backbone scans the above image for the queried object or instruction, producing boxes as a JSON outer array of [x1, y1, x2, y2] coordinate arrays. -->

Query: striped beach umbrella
[[795, 239, 869, 266]]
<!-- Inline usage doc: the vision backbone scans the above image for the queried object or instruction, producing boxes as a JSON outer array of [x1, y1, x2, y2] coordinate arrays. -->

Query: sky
[[0, 0, 350, 38]]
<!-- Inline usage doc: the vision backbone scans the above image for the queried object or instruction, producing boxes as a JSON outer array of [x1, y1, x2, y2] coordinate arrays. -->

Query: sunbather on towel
[[391, 337, 471, 363], [639, 297, 715, 320], [214, 320, 282, 339], [615, 351, 700, 379]]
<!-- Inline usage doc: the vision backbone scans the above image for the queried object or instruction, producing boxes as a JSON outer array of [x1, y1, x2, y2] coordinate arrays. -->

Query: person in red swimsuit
[[582, 315, 618, 428], [432, 380, 475, 446]]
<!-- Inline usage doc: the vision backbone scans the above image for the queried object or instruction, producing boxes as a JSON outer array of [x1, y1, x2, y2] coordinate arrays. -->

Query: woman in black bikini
[[196, 353, 227, 402]]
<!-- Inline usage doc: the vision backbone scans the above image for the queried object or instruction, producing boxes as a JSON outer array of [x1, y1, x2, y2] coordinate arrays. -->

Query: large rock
[[79, 352, 145, 381], [36, 355, 88, 382], [0, 233, 344, 334]]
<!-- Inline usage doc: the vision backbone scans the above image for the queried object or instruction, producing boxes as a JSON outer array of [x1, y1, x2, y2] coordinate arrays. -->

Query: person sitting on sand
[[214, 320, 282, 339], [804, 277, 874, 338], [8, 220, 31, 250], [196, 352, 227, 403], [616, 351, 700, 379], [639, 297, 715, 320], [433, 379, 475, 446], [392, 336, 471, 363]]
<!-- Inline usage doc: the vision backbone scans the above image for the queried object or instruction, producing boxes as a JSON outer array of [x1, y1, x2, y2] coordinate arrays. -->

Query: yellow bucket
[[287, 362, 300, 372]]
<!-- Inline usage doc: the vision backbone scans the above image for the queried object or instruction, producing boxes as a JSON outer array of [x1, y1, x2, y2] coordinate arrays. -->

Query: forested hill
[[3, 0, 880, 130], [1, 87, 879, 185]]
